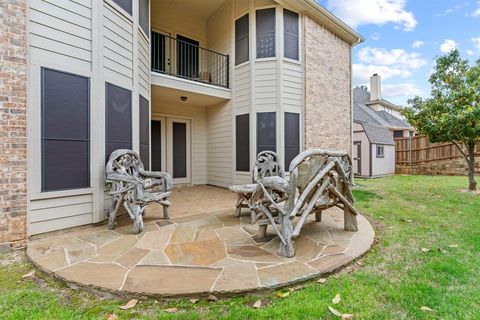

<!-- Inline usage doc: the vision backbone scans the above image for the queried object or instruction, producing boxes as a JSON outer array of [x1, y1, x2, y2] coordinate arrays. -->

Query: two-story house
[[0, 0, 363, 246]]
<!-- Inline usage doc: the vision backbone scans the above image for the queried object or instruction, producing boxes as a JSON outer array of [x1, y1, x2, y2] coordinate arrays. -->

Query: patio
[[27, 186, 374, 297]]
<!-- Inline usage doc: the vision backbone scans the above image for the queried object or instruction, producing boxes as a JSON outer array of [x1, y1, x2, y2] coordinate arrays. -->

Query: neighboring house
[[353, 74, 414, 178], [0, 0, 363, 245]]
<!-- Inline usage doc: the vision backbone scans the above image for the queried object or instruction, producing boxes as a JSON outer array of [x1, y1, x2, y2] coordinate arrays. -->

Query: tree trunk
[[467, 143, 477, 192]]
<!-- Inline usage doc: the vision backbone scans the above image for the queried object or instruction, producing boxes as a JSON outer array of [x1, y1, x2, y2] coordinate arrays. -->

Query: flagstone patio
[[27, 186, 374, 297]]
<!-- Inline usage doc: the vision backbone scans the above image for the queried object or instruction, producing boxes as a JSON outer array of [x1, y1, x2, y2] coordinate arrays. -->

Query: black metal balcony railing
[[151, 31, 229, 88]]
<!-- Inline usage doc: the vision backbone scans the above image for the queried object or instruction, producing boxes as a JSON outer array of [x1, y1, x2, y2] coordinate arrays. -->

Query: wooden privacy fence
[[395, 135, 480, 165]]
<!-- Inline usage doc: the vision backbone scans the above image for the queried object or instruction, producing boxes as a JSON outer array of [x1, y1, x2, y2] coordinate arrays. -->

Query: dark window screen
[[112, 0, 132, 15], [284, 112, 300, 169], [105, 83, 132, 161], [151, 120, 162, 171], [139, 95, 150, 170], [235, 14, 249, 65], [256, 8, 275, 58], [172, 122, 187, 178], [257, 112, 276, 154], [42, 68, 90, 191], [284, 9, 299, 60], [236, 114, 250, 171], [139, 0, 149, 35], [393, 130, 404, 138], [177, 35, 199, 79]]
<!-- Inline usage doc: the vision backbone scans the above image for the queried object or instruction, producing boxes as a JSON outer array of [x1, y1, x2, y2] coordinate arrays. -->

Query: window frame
[[41, 67, 91, 192], [376, 145, 385, 158], [283, 9, 299, 61], [256, 8, 276, 59], [235, 13, 250, 66]]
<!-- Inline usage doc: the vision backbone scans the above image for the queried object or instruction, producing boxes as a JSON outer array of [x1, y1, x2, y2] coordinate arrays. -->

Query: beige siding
[[138, 31, 150, 98], [233, 64, 251, 114], [254, 61, 279, 111], [371, 144, 395, 176], [282, 61, 303, 111]]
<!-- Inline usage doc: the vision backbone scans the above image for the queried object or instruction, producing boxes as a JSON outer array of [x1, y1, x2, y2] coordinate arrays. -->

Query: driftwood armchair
[[252, 149, 359, 257], [105, 149, 172, 234], [229, 151, 284, 223]]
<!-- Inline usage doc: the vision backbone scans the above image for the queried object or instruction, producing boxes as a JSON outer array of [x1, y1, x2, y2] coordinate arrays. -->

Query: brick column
[[0, 0, 28, 248]]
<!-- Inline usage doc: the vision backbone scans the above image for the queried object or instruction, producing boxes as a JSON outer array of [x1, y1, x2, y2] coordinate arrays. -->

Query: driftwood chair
[[229, 151, 284, 224], [252, 149, 359, 257], [105, 149, 172, 234]]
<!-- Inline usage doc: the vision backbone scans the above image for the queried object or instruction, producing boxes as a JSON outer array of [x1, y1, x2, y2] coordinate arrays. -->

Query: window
[[257, 112, 276, 154], [393, 130, 404, 138], [284, 9, 299, 60], [139, 95, 150, 170], [236, 114, 250, 171], [284, 112, 299, 169], [105, 83, 132, 161], [139, 0, 149, 35], [41, 68, 90, 191], [112, 0, 132, 15], [376, 145, 385, 158], [235, 14, 249, 65], [256, 8, 275, 58]]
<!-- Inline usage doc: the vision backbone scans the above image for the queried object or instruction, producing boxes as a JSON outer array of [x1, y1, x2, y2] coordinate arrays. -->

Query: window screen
[[41, 68, 90, 191], [257, 112, 276, 154], [112, 0, 132, 15], [284, 9, 299, 60], [284, 112, 299, 169], [139, 0, 149, 35], [172, 122, 187, 178], [139, 95, 150, 170], [256, 8, 276, 58], [151, 120, 162, 171], [236, 114, 250, 171], [376, 145, 385, 158], [235, 14, 249, 65], [105, 83, 132, 161], [393, 130, 404, 138]]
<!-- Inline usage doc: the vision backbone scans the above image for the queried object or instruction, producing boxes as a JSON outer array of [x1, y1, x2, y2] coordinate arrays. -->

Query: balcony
[[151, 31, 230, 93]]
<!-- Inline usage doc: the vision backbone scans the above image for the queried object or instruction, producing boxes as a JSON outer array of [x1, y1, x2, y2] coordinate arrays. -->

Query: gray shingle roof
[[361, 122, 396, 146]]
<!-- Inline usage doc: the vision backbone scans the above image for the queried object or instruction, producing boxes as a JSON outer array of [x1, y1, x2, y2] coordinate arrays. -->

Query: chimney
[[370, 74, 381, 101]]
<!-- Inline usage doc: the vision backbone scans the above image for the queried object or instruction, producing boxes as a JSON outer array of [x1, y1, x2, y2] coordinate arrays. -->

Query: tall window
[[284, 9, 299, 60], [139, 95, 150, 170], [41, 68, 90, 191], [236, 114, 250, 171], [284, 112, 299, 169], [105, 83, 132, 161], [257, 112, 276, 154], [139, 0, 149, 35], [256, 8, 275, 58], [235, 14, 249, 65], [112, 0, 132, 15]]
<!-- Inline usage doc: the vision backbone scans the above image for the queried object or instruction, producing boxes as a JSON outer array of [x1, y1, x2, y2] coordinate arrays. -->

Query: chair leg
[[344, 206, 358, 231], [235, 195, 242, 217], [132, 204, 144, 234], [278, 216, 295, 258], [315, 210, 322, 222], [258, 224, 268, 239], [108, 197, 122, 230], [163, 204, 170, 219]]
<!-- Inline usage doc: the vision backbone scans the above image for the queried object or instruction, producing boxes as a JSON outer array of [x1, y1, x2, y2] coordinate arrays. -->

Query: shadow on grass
[[353, 189, 381, 203]]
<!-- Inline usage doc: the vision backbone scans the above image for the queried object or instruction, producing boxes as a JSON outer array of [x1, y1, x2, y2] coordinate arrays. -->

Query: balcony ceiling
[[156, 0, 226, 19], [151, 83, 229, 109]]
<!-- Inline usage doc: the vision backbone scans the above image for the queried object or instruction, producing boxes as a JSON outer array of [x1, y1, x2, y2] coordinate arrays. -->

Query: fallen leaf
[[253, 300, 262, 308], [106, 313, 118, 320], [401, 218, 413, 223], [447, 244, 458, 248], [22, 270, 36, 279], [379, 216, 384, 219], [289, 285, 304, 292], [342, 314, 354, 319], [328, 306, 342, 317], [317, 278, 327, 283], [439, 249, 447, 254], [276, 289, 290, 298], [356, 261, 365, 267], [420, 306, 434, 312], [332, 294, 341, 304], [387, 226, 395, 229], [119, 299, 138, 310], [207, 294, 218, 302], [164, 307, 178, 313], [420, 248, 431, 253], [189, 298, 199, 304]]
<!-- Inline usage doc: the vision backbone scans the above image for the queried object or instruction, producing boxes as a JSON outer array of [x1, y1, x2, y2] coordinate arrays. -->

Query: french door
[[151, 117, 191, 184]]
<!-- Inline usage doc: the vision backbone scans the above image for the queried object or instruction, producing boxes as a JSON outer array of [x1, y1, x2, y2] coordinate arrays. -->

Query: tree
[[402, 50, 480, 192]]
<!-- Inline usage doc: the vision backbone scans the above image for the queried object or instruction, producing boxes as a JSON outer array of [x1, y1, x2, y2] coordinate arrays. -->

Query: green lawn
[[1, 175, 479, 319]]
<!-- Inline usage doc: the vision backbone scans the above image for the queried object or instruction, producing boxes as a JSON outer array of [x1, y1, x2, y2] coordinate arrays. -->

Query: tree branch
[[450, 140, 468, 161]]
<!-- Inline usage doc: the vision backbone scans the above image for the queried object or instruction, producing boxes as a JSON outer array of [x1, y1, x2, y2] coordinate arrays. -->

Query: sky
[[316, 0, 480, 106]]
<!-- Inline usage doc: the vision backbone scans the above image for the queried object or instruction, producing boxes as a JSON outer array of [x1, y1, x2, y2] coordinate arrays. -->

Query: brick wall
[[303, 15, 352, 155], [0, 0, 28, 248], [396, 158, 480, 176]]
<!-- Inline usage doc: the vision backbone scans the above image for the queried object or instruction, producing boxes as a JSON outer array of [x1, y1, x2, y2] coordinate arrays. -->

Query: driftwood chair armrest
[[139, 169, 172, 191]]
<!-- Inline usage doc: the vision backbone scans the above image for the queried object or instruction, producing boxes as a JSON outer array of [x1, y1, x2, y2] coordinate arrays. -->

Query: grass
[[1, 175, 480, 319]]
